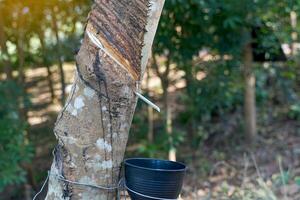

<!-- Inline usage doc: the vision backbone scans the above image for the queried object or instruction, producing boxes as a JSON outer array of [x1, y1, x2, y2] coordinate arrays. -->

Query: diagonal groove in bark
[[46, 1, 165, 199]]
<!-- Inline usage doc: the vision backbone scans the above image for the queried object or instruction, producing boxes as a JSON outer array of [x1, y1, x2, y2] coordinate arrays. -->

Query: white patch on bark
[[45, 164, 65, 199], [70, 162, 77, 168], [86, 159, 113, 170], [71, 109, 78, 116], [66, 99, 80, 116], [113, 132, 118, 138], [121, 85, 131, 96], [74, 84, 79, 93], [94, 154, 102, 161], [84, 87, 95, 99], [101, 106, 107, 111], [100, 160, 113, 169], [66, 104, 74, 113], [96, 138, 112, 152], [74, 96, 85, 109], [68, 136, 77, 144]]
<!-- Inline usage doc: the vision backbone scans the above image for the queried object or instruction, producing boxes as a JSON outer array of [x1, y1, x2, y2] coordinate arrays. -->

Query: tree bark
[[51, 7, 66, 105], [243, 35, 257, 142], [46, 1, 165, 199]]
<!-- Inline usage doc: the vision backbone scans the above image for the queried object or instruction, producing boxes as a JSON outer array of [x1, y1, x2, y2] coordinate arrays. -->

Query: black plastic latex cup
[[124, 158, 186, 200]]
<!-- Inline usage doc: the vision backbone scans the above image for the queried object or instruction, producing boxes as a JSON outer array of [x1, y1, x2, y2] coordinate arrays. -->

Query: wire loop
[[32, 171, 126, 200]]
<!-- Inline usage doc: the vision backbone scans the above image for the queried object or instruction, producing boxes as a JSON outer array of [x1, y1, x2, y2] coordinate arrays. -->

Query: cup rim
[[124, 158, 187, 172]]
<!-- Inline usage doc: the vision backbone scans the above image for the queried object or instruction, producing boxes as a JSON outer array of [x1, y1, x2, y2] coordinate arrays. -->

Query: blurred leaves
[[0, 81, 33, 191]]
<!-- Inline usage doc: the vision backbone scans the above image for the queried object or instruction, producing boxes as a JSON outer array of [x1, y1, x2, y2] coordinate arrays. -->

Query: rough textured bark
[[46, 1, 165, 199], [243, 37, 257, 141]]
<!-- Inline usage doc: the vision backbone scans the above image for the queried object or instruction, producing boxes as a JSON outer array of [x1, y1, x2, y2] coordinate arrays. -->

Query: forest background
[[1, 0, 300, 199]]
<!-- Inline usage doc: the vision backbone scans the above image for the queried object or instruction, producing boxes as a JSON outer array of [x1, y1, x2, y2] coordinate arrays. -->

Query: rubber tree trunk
[[38, 31, 55, 102], [46, 1, 165, 199], [0, 14, 13, 80], [51, 7, 66, 105], [243, 35, 257, 142]]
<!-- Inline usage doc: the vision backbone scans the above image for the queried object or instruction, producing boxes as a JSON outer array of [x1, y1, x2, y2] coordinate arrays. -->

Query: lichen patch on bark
[[74, 96, 85, 110], [83, 87, 95, 99], [96, 138, 112, 152]]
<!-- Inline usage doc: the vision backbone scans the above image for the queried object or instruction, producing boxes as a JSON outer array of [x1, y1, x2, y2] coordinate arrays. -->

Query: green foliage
[[154, 0, 300, 150], [295, 176, 300, 186], [179, 60, 243, 130], [0, 81, 32, 191], [197, 61, 243, 118], [288, 103, 300, 120], [0, 0, 90, 69]]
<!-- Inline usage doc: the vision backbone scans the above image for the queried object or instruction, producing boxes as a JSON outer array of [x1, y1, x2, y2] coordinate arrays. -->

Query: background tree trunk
[[51, 7, 66, 105], [146, 67, 154, 143], [38, 31, 55, 102], [17, 12, 25, 85], [165, 93, 175, 161], [16, 10, 28, 122], [152, 53, 176, 161], [17, 34, 25, 84], [290, 11, 297, 56], [243, 33, 257, 142], [46, 1, 165, 199], [0, 14, 13, 80]]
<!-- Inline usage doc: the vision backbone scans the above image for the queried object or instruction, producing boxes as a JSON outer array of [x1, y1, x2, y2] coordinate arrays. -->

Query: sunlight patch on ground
[[28, 115, 48, 126]]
